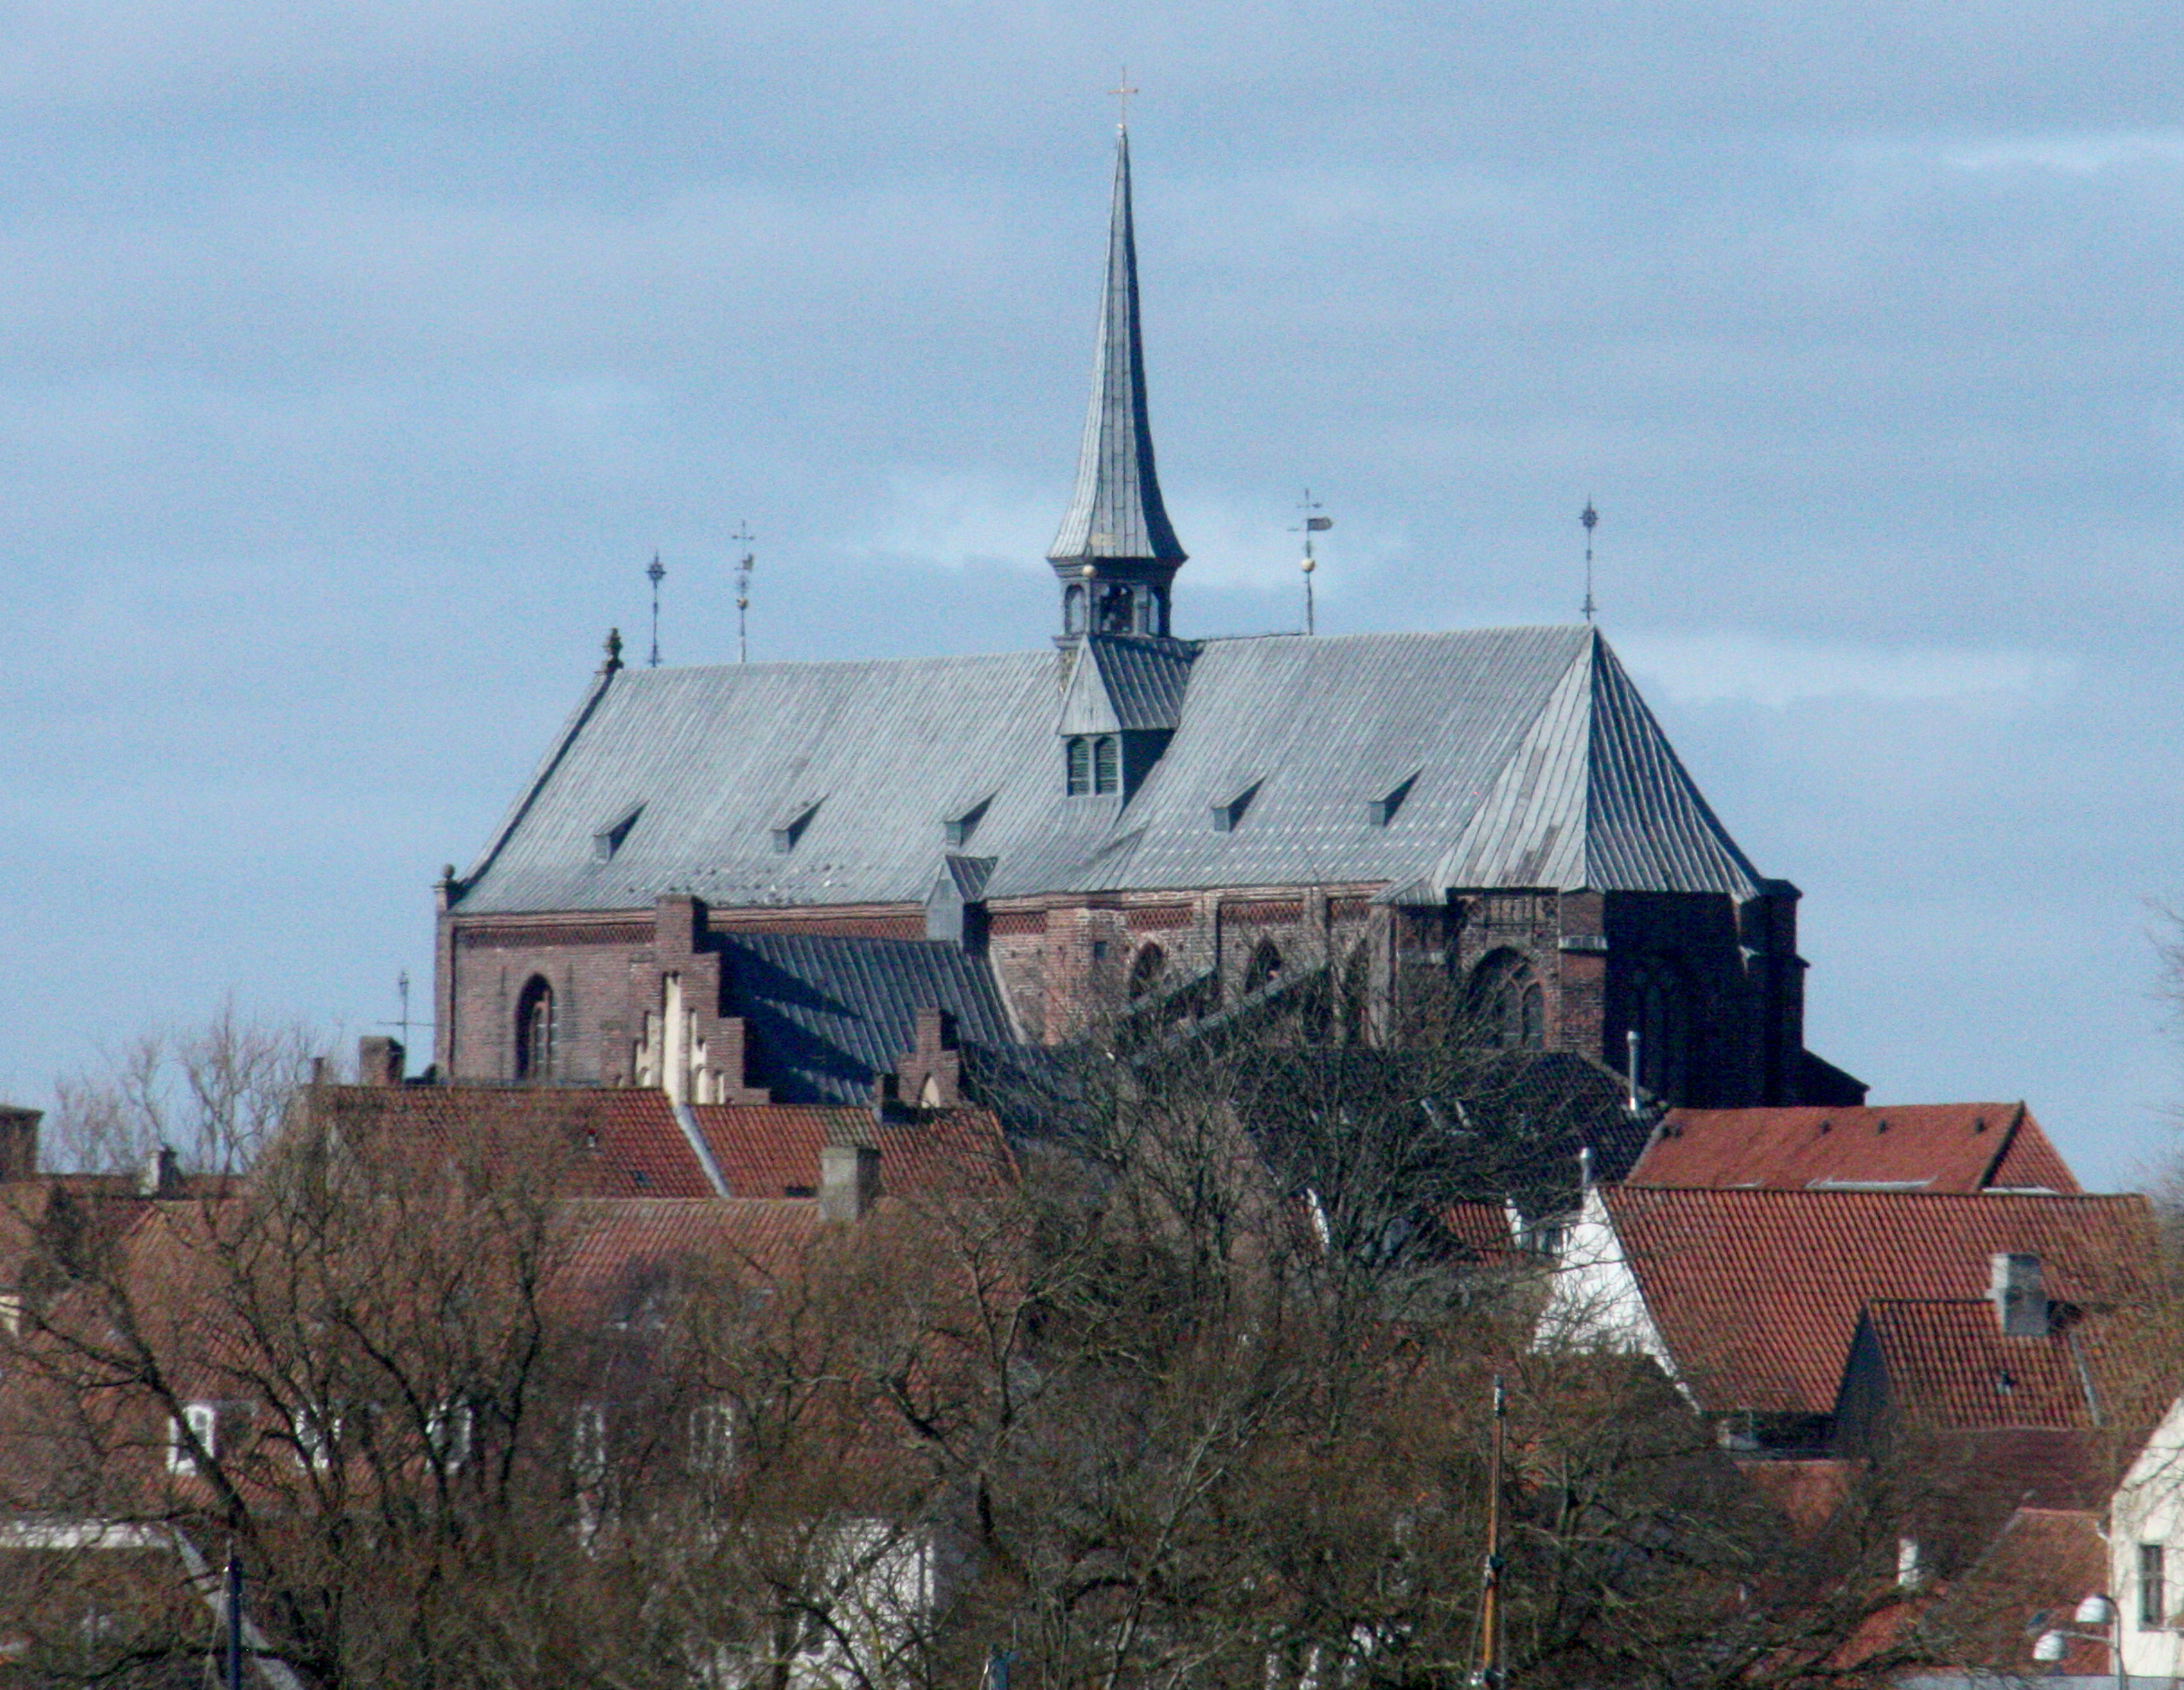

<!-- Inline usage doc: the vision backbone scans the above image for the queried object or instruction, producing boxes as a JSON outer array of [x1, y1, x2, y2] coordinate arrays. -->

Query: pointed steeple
[[1049, 129, 1187, 641]]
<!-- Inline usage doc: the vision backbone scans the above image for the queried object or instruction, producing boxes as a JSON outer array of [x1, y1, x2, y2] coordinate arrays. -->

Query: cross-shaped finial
[[1112, 68, 1137, 129]]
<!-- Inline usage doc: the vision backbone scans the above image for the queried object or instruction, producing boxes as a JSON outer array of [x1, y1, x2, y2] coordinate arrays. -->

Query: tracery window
[[1468, 950, 1545, 1051], [515, 975, 555, 1081]]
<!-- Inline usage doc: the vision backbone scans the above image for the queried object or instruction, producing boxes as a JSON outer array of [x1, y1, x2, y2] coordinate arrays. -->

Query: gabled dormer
[[1057, 632, 1195, 800]]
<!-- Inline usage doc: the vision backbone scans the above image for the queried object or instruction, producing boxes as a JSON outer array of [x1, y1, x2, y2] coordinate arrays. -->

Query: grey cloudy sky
[[2, 1, 2179, 1185]]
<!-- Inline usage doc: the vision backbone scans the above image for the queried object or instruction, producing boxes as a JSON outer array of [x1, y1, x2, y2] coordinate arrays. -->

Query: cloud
[[1614, 632, 2074, 711], [1941, 130, 2184, 176]]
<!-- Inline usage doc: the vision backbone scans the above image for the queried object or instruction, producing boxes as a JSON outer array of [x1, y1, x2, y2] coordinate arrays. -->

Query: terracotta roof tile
[[686, 1103, 1012, 1200], [1861, 1300, 2107, 1431], [1600, 1188, 2153, 1415], [1631, 1103, 2079, 1194]]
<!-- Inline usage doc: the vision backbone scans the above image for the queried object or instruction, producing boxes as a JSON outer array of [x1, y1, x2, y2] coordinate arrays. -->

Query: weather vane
[[377, 969, 437, 1069], [1580, 500, 1599, 624], [1292, 489, 1332, 635], [1112, 68, 1136, 129], [646, 553, 667, 667], [731, 524, 756, 663]]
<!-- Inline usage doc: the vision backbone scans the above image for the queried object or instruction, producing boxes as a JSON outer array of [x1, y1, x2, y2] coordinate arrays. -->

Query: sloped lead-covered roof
[[1058, 633, 1198, 734], [1048, 128, 1185, 568], [721, 933, 1016, 1106], [1430, 631, 1760, 897], [454, 625, 1769, 914]]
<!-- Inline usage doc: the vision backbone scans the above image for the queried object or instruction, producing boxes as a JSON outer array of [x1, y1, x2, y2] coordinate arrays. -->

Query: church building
[[431, 131, 1863, 1113]]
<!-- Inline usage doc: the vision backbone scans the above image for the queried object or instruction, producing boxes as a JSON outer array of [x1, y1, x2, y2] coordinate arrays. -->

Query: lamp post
[[2033, 1591, 2122, 1689]]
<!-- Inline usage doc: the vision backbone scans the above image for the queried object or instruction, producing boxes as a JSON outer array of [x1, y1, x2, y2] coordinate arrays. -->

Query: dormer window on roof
[[593, 802, 643, 862], [1066, 737, 1119, 797], [1366, 772, 1419, 827], [771, 797, 823, 854], [945, 794, 994, 847], [1210, 778, 1262, 833]]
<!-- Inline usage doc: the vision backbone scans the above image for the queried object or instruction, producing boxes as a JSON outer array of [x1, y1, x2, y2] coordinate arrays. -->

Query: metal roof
[[720, 933, 1017, 1106], [1058, 633, 1198, 734], [453, 624, 1772, 915], [1047, 128, 1186, 568], [1430, 631, 1762, 897]]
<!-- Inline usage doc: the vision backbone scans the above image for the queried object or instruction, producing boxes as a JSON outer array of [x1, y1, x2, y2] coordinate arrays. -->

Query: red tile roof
[[553, 1197, 828, 1317], [1600, 1187, 2153, 1415], [687, 1103, 1012, 1200], [1860, 1300, 2113, 1431], [1630, 1103, 2079, 1194], [298, 1086, 1012, 1204]]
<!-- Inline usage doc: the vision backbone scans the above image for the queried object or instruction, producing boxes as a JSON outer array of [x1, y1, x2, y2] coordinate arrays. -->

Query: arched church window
[[1467, 950, 1544, 1051], [1098, 583, 1135, 633], [515, 976, 555, 1082], [1067, 737, 1092, 796], [1093, 735, 1119, 795], [1064, 584, 1087, 636], [1128, 942, 1167, 1001], [1243, 940, 1283, 995], [1629, 962, 1691, 1104], [1340, 944, 1372, 1046]]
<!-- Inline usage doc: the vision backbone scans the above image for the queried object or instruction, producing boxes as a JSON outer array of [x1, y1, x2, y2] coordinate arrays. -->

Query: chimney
[[358, 1036, 405, 1087], [819, 1143, 881, 1224], [0, 1107, 40, 1182], [1989, 1252, 2047, 1337], [140, 1144, 181, 1199]]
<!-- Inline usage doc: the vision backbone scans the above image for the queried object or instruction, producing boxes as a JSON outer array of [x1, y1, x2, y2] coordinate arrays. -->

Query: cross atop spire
[[1111, 67, 1136, 128], [1048, 128, 1187, 641]]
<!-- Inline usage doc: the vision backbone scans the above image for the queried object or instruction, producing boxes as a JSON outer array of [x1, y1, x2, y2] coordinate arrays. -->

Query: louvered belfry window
[[1094, 736, 1119, 795], [1067, 738, 1092, 795]]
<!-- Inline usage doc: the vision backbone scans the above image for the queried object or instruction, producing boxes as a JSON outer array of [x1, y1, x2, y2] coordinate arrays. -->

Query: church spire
[[1048, 128, 1186, 641]]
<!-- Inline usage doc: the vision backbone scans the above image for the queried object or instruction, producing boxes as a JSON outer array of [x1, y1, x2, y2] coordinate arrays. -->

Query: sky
[[1, 0, 2180, 1187]]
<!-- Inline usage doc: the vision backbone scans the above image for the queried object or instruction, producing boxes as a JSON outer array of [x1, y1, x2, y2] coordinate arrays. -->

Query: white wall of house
[[1530, 1185, 1677, 1383], [2110, 1394, 2184, 1678]]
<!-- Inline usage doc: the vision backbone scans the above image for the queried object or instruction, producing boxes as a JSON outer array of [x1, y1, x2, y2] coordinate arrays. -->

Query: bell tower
[[1049, 127, 1187, 642]]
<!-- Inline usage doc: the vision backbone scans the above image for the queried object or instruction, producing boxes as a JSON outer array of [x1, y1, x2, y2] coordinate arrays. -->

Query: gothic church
[[432, 131, 1863, 1113]]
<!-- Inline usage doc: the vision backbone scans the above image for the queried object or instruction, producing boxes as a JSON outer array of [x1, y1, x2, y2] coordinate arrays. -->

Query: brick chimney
[[0, 1107, 39, 1182], [819, 1143, 881, 1224], [1989, 1252, 2047, 1337], [894, 1007, 962, 1109], [358, 1036, 405, 1087]]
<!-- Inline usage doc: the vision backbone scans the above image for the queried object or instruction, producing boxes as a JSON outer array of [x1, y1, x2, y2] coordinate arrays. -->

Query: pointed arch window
[[1128, 942, 1168, 1001], [1629, 962, 1691, 1103], [515, 975, 556, 1082], [1243, 940, 1284, 996], [1468, 950, 1545, 1051]]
